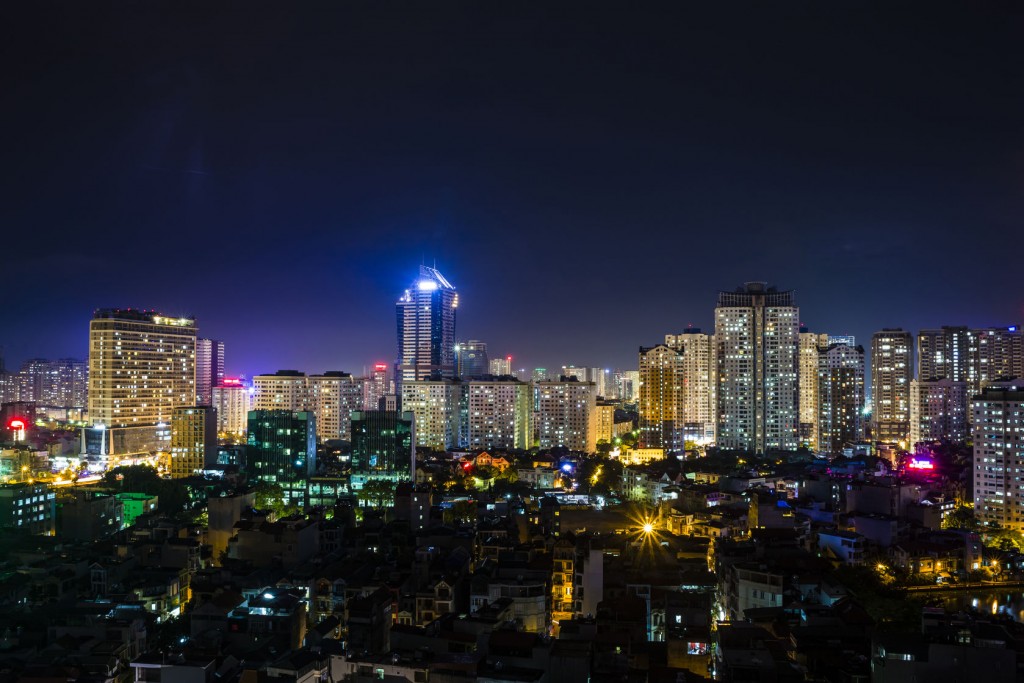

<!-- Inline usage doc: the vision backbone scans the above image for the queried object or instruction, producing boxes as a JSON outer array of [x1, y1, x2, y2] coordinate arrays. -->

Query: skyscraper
[[364, 363, 390, 410], [87, 309, 196, 455], [972, 382, 1024, 531], [715, 283, 800, 452], [638, 344, 684, 451], [816, 343, 865, 454], [871, 329, 913, 443], [212, 379, 251, 435], [797, 329, 828, 448], [910, 378, 968, 446], [489, 355, 513, 377], [252, 370, 364, 442], [918, 326, 1023, 397], [465, 378, 532, 450], [455, 340, 489, 379], [195, 338, 225, 406], [534, 378, 596, 452], [665, 329, 716, 443], [396, 265, 458, 385], [17, 358, 87, 407]]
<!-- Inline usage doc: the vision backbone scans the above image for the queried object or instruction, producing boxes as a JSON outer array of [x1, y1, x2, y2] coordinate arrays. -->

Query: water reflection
[[939, 591, 1024, 621]]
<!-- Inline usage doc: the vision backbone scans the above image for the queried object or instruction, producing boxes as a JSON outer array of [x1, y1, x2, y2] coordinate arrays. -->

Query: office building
[[715, 283, 800, 452], [170, 406, 217, 478], [86, 309, 197, 456], [910, 379, 968, 446], [396, 265, 458, 385], [534, 378, 596, 452], [349, 410, 415, 486], [195, 338, 225, 406], [532, 368, 549, 383], [465, 378, 532, 450], [455, 340, 489, 379], [797, 329, 828, 448], [972, 383, 1024, 530], [212, 379, 250, 435], [871, 329, 913, 443], [816, 343, 865, 454], [399, 380, 461, 450], [247, 410, 317, 507], [665, 329, 716, 443], [252, 370, 364, 442], [638, 345, 684, 451], [489, 355, 513, 377]]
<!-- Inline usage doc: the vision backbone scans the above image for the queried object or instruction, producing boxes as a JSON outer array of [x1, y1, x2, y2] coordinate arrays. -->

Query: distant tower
[[396, 266, 458, 387], [455, 340, 489, 379], [871, 329, 913, 443], [195, 339, 225, 406]]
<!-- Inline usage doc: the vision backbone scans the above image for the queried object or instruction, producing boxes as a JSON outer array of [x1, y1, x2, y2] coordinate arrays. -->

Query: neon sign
[[907, 458, 934, 470]]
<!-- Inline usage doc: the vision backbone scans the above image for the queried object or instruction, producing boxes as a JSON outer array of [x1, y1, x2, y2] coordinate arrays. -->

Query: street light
[[643, 522, 654, 534]]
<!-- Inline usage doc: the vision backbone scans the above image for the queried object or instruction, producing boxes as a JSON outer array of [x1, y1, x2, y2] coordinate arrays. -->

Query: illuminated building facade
[[534, 378, 596, 452], [455, 340, 489, 379], [246, 410, 317, 507], [86, 309, 196, 455], [592, 403, 616, 443], [212, 379, 251, 435], [798, 329, 828, 448], [465, 378, 532, 450], [349, 410, 415, 486], [919, 326, 1023, 398], [909, 378, 968, 446], [253, 370, 364, 442], [195, 338, 225, 406], [17, 358, 88, 408], [364, 363, 389, 410], [0, 482, 56, 535], [715, 283, 800, 452], [871, 329, 913, 443], [170, 406, 217, 478], [396, 265, 458, 385], [665, 329, 716, 443], [972, 383, 1024, 530], [816, 343, 865, 454], [638, 344, 684, 451], [399, 380, 461, 450], [489, 355, 513, 377]]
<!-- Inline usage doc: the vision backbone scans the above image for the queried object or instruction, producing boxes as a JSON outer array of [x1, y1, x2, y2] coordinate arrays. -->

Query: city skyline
[[3, 4, 1023, 375]]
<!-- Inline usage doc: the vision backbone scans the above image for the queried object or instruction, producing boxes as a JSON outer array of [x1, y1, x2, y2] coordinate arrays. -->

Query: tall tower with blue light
[[396, 265, 458, 386]]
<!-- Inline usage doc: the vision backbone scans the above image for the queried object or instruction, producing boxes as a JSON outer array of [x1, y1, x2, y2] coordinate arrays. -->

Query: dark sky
[[3, 2, 1023, 378]]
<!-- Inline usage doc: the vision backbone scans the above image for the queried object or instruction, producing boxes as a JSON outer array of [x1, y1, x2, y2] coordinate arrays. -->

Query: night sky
[[3, 3, 1023, 378]]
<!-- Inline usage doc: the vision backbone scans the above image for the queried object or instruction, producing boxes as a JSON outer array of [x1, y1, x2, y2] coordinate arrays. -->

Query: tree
[[355, 479, 396, 509], [443, 499, 476, 525], [943, 504, 980, 532]]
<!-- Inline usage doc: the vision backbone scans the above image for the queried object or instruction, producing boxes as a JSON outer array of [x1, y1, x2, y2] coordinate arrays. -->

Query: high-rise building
[[400, 379, 462, 450], [246, 410, 317, 507], [592, 402, 616, 444], [562, 366, 587, 381], [212, 378, 251, 435], [396, 266, 458, 385], [715, 283, 800, 452], [534, 378, 596, 452], [87, 309, 197, 455], [350, 410, 415, 486], [195, 339, 225, 406], [618, 370, 639, 402], [909, 379, 968, 446], [638, 345, 684, 451], [364, 364, 390, 410], [871, 329, 913, 443], [972, 382, 1024, 530], [665, 329, 716, 443], [170, 406, 217, 478], [17, 358, 88, 408], [797, 329, 828, 448], [252, 370, 364, 442], [455, 340, 489, 379], [816, 343, 865, 455], [489, 356, 513, 377], [532, 368, 549, 383], [465, 378, 532, 450], [919, 326, 1023, 398]]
